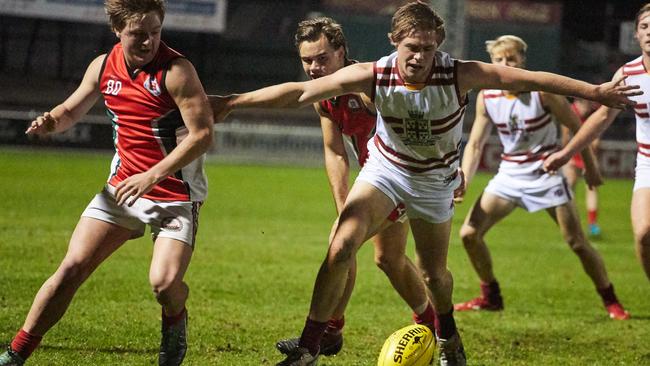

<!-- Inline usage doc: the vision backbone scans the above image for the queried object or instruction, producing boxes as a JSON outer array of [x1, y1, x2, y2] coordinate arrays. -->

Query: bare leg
[[373, 220, 428, 311], [547, 202, 609, 288], [631, 188, 650, 281], [23, 218, 132, 335], [308, 182, 395, 322], [458, 193, 517, 283], [149, 238, 193, 316]]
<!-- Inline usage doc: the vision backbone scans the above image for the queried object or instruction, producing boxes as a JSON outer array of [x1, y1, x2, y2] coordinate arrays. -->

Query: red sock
[[587, 210, 598, 225], [597, 284, 619, 306], [162, 307, 186, 329], [11, 329, 42, 360], [480, 280, 501, 301], [326, 316, 344, 335], [413, 303, 436, 331], [298, 317, 328, 356]]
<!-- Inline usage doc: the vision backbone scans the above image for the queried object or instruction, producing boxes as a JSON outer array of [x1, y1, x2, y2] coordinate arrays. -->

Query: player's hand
[[543, 150, 571, 174], [453, 168, 466, 203], [209, 95, 234, 124], [115, 172, 158, 206], [583, 167, 604, 189], [594, 75, 642, 109], [25, 112, 57, 135]]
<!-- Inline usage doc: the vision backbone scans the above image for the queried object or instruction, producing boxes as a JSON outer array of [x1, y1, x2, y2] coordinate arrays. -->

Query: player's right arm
[[456, 91, 493, 202], [316, 103, 350, 214], [25, 55, 105, 135], [544, 70, 625, 173], [211, 63, 374, 121]]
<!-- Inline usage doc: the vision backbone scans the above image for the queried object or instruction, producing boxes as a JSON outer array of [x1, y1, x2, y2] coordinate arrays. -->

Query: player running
[[545, 3, 650, 285], [268, 17, 436, 358], [0, 1, 213, 365], [453, 35, 629, 320]]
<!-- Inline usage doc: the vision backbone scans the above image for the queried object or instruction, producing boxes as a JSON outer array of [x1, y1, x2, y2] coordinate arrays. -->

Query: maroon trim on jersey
[[637, 112, 650, 118], [524, 112, 550, 124], [374, 134, 460, 166], [482, 92, 504, 99], [638, 142, 650, 149], [452, 60, 468, 107], [372, 62, 378, 102], [501, 144, 559, 163]]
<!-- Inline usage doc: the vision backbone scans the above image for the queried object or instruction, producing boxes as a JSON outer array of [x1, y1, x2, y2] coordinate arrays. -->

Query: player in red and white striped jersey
[[454, 35, 629, 320], [272, 17, 435, 358], [0, 1, 213, 366], [545, 3, 650, 286], [211, 2, 638, 365]]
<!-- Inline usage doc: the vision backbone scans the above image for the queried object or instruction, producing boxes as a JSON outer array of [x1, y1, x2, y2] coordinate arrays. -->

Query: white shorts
[[634, 154, 650, 191], [82, 185, 202, 247], [356, 143, 460, 224], [484, 170, 572, 212]]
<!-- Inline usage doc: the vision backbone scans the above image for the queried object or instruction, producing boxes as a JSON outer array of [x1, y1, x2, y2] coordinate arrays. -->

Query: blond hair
[[104, 0, 165, 32], [485, 35, 528, 57], [389, 1, 446, 46]]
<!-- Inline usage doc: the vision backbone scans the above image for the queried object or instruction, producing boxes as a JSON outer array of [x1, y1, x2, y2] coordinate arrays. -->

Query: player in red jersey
[[545, 3, 650, 285], [270, 17, 435, 358], [0, 1, 213, 366], [562, 98, 602, 236]]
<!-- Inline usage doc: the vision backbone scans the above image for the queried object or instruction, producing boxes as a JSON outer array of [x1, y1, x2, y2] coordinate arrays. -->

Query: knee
[[375, 252, 402, 275], [421, 267, 451, 288], [55, 259, 92, 287], [327, 235, 357, 269], [459, 224, 480, 248], [150, 273, 178, 300], [565, 234, 587, 253]]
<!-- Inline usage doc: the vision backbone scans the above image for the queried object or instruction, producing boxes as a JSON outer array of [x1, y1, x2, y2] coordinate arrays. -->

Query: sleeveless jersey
[[99, 42, 207, 202], [372, 51, 467, 176], [319, 94, 375, 166], [621, 56, 650, 161], [483, 90, 558, 176]]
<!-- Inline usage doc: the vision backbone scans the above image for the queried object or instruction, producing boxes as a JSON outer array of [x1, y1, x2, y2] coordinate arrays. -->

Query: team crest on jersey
[[144, 75, 162, 96], [403, 110, 439, 146], [347, 97, 361, 111]]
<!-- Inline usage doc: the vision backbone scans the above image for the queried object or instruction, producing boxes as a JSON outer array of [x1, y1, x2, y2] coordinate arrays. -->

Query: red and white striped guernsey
[[100, 41, 207, 202], [319, 94, 375, 166], [482, 90, 558, 168], [621, 56, 650, 159], [371, 51, 467, 175]]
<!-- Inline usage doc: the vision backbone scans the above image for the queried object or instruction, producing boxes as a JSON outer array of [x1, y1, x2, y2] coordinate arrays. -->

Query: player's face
[[636, 12, 650, 54], [490, 49, 525, 68], [117, 11, 162, 70], [395, 29, 438, 84], [298, 34, 345, 79]]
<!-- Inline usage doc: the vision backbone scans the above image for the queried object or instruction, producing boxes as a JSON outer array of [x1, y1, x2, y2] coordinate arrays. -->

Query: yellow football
[[377, 324, 435, 366]]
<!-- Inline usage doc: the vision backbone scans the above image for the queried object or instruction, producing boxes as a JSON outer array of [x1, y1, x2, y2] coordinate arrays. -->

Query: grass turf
[[0, 148, 648, 365]]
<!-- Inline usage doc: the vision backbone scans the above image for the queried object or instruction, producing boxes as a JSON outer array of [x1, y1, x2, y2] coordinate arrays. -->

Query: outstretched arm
[[457, 61, 641, 109], [209, 62, 374, 122], [25, 55, 105, 135], [543, 92, 602, 187]]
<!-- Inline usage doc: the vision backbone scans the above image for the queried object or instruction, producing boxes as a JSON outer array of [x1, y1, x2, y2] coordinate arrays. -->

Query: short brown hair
[[105, 0, 166, 32], [635, 3, 650, 29], [389, 1, 445, 46], [294, 17, 348, 59]]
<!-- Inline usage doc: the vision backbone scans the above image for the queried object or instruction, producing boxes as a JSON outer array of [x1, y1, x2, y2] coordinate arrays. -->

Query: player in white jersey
[[453, 35, 630, 320], [211, 2, 638, 365], [545, 3, 650, 285]]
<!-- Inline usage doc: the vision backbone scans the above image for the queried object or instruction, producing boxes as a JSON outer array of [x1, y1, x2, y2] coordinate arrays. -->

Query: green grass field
[[0, 148, 648, 365]]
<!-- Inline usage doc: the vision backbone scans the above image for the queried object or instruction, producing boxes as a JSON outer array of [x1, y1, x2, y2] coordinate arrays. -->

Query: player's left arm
[[115, 58, 214, 206], [457, 61, 641, 109], [542, 92, 602, 187]]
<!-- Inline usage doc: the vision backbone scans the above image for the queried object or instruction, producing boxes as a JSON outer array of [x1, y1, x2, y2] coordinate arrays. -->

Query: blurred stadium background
[[0, 0, 646, 176]]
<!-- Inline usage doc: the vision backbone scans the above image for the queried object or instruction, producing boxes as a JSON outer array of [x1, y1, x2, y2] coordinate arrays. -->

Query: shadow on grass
[[39, 344, 158, 354]]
